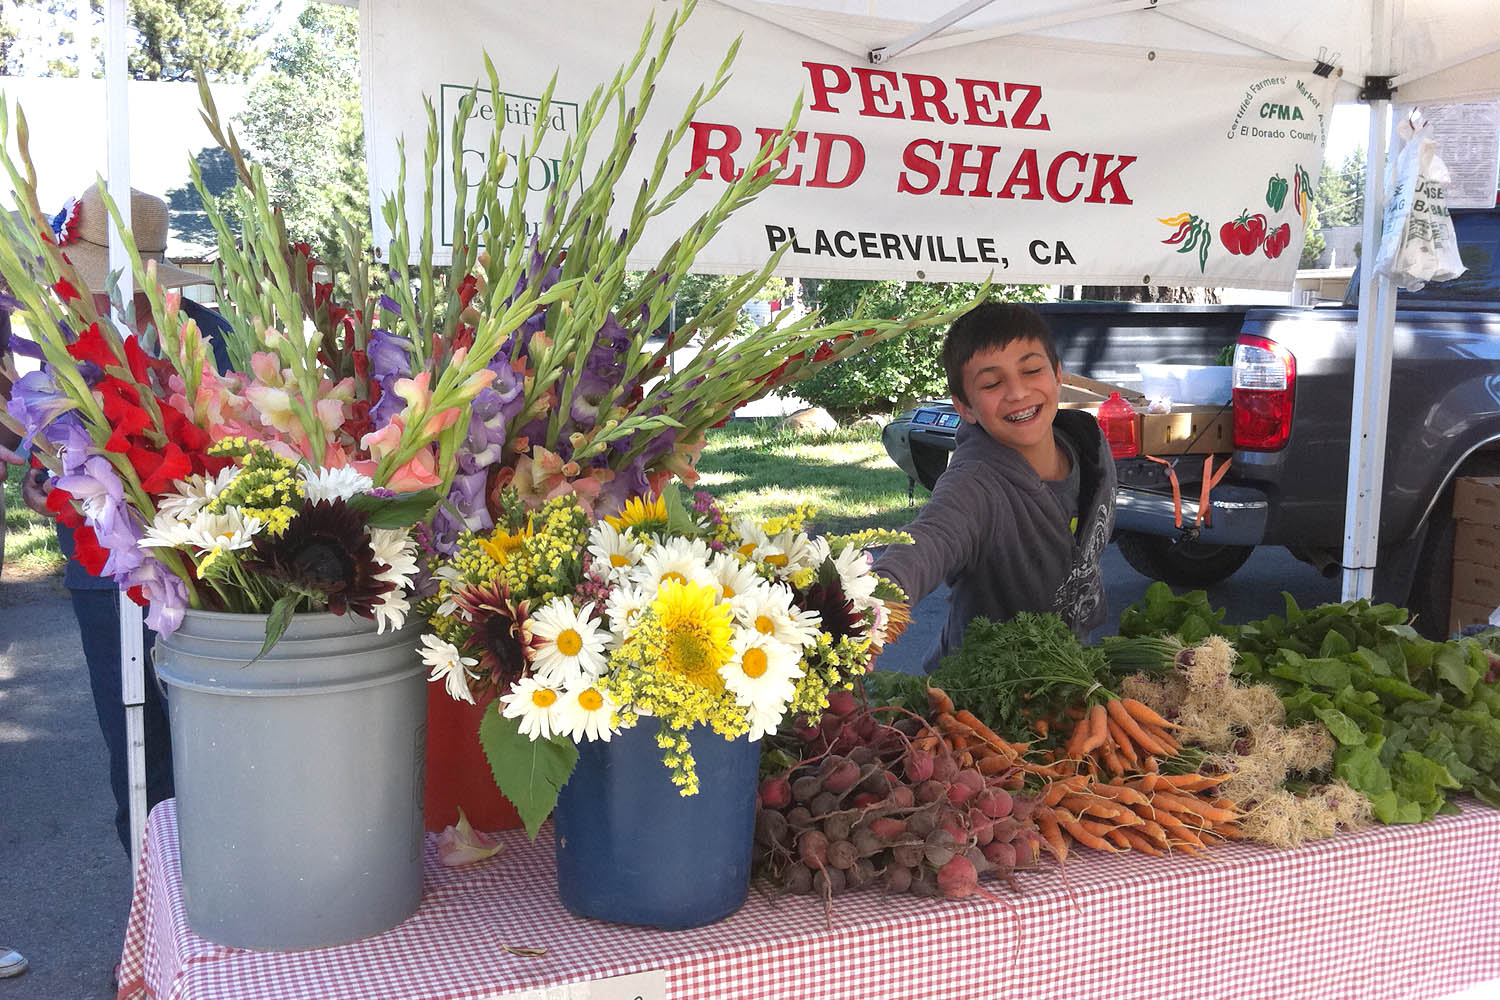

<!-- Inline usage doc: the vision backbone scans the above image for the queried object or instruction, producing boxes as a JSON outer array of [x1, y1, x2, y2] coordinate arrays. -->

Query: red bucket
[[423, 686, 523, 833]]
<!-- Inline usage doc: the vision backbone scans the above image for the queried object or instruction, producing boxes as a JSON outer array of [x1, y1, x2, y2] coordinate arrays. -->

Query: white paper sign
[[487, 969, 666, 1000], [364, 0, 1336, 288], [1396, 100, 1500, 209]]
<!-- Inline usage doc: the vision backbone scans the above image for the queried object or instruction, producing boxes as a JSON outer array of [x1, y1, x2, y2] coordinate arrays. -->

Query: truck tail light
[[1232, 335, 1296, 451]]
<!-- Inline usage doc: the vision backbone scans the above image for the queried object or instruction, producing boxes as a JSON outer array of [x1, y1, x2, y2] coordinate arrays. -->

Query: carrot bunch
[[921, 686, 1063, 782], [1061, 698, 1182, 776], [1031, 765, 1242, 862]]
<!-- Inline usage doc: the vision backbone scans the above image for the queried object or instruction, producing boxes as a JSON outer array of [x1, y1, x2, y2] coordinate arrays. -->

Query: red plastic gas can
[[1097, 391, 1140, 459]]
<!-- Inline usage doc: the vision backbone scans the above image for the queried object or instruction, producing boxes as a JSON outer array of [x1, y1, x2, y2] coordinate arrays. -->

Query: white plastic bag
[[1373, 117, 1467, 291]]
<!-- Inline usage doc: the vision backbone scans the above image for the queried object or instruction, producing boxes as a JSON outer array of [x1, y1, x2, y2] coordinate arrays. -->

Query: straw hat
[[47, 186, 202, 294]]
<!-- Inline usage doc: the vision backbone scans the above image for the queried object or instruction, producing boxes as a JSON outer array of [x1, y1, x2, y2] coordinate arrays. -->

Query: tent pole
[[1339, 97, 1395, 602], [104, 0, 148, 874]]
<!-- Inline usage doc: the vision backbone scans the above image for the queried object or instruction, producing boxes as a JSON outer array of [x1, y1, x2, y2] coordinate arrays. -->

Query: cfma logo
[[437, 84, 584, 246], [1226, 75, 1326, 145]]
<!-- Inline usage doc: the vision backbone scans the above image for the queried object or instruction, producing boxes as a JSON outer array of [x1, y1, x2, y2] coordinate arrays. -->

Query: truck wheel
[[1116, 530, 1254, 587], [1404, 509, 1454, 640]]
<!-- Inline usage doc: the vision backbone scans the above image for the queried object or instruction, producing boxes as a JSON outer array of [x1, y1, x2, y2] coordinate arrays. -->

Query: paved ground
[[0, 544, 1344, 999]]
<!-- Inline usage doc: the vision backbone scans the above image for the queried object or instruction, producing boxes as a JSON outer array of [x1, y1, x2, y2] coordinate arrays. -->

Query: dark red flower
[[457, 274, 479, 309], [453, 581, 535, 695], [53, 278, 81, 302], [245, 500, 393, 619]]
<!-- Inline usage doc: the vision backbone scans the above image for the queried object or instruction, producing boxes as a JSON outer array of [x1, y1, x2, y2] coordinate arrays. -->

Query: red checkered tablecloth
[[118, 797, 1500, 1000]]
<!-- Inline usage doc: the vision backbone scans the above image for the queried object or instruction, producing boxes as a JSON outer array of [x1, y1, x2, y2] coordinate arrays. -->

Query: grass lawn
[[2, 470, 62, 577], [695, 418, 925, 536]]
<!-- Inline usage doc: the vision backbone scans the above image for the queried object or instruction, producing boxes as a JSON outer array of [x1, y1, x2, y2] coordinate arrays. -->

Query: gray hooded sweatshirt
[[874, 408, 1116, 672]]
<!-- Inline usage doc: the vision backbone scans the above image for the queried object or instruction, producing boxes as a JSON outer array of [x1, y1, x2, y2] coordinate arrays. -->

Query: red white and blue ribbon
[[49, 197, 80, 246]]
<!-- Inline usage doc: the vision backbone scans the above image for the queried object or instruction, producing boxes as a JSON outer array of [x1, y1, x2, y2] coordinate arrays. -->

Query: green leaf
[[1434, 644, 1480, 698], [478, 707, 579, 839], [247, 592, 300, 666], [1335, 744, 1391, 795], [1319, 629, 1352, 658], [346, 487, 442, 528], [1313, 706, 1365, 746], [660, 482, 700, 536]]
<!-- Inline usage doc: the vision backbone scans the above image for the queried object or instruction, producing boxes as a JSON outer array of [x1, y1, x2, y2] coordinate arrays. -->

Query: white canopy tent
[[86, 0, 1500, 860]]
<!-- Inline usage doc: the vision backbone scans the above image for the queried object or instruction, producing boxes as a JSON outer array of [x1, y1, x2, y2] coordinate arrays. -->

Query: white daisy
[[604, 583, 652, 640], [302, 465, 374, 504], [831, 544, 879, 611], [498, 676, 565, 741], [587, 521, 646, 581], [185, 508, 263, 553], [557, 683, 619, 743], [730, 519, 769, 561], [419, 634, 478, 705], [743, 701, 788, 743], [138, 508, 199, 550], [156, 467, 238, 521], [709, 552, 764, 605], [720, 629, 803, 714], [530, 599, 610, 687], [632, 535, 717, 593], [734, 582, 821, 649]]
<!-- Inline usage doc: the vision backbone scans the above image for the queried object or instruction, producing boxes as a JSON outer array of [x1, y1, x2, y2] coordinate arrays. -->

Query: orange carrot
[[1101, 744, 1127, 777], [1090, 783, 1152, 809], [1060, 819, 1118, 852], [1120, 697, 1178, 730], [1107, 698, 1170, 757], [1120, 828, 1164, 856], [927, 685, 955, 716], [1106, 718, 1140, 767], [976, 754, 1013, 777], [1141, 722, 1181, 754], [1032, 718, 1050, 738], [1152, 791, 1239, 825], [1106, 829, 1133, 851], [1079, 704, 1110, 754], [1036, 808, 1070, 865]]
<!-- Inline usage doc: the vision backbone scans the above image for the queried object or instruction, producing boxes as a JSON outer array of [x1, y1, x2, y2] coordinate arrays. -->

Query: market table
[[119, 797, 1500, 1000]]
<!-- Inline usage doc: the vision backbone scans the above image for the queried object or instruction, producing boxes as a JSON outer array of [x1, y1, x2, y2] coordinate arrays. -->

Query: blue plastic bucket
[[553, 721, 760, 928]]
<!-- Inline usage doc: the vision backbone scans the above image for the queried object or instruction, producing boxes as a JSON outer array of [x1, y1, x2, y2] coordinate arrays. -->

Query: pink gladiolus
[[436, 808, 503, 867], [394, 371, 433, 410], [385, 450, 443, 492], [360, 418, 405, 461]]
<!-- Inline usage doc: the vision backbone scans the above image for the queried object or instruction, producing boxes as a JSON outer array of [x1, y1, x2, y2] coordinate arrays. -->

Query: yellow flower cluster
[[603, 612, 750, 794], [786, 632, 872, 721], [205, 439, 303, 536], [829, 528, 914, 553], [758, 503, 817, 538], [494, 497, 589, 605]]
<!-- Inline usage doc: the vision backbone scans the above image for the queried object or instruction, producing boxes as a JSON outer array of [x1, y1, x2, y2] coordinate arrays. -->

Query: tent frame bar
[[867, 0, 1172, 63], [1391, 38, 1500, 89]]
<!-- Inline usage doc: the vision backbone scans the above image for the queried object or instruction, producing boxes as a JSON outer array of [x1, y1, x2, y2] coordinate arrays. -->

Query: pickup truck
[[882, 207, 1500, 637]]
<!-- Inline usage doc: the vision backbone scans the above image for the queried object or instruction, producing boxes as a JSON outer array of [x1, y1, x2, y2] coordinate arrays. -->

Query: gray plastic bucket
[[154, 609, 427, 950]]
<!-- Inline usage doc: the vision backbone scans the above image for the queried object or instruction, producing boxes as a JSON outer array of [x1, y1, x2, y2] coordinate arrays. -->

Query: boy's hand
[[0, 443, 22, 484]]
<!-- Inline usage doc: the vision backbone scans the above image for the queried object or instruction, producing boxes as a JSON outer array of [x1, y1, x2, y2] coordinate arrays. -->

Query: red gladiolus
[[130, 442, 192, 496], [53, 278, 81, 302], [125, 585, 149, 607], [45, 486, 84, 529], [70, 524, 110, 577], [457, 274, 480, 309], [812, 341, 835, 363], [122, 335, 152, 382], [67, 323, 120, 370]]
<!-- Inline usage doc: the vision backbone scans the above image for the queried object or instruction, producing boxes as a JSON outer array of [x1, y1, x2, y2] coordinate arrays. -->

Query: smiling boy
[[874, 301, 1116, 671]]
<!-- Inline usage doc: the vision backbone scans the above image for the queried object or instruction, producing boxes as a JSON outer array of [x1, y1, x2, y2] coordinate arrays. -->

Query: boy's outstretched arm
[[872, 468, 994, 608]]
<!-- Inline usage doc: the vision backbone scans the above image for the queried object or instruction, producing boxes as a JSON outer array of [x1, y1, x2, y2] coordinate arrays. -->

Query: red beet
[[820, 757, 862, 795], [930, 753, 960, 784], [904, 750, 935, 784], [826, 838, 858, 870], [936, 855, 986, 899], [760, 775, 792, 811], [826, 688, 858, 717], [884, 865, 914, 894], [797, 829, 829, 869], [974, 787, 1014, 820], [916, 779, 949, 804], [869, 816, 908, 841], [982, 840, 1018, 869], [886, 784, 916, 808]]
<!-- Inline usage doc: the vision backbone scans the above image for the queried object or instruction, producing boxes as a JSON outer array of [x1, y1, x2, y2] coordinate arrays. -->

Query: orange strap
[[1146, 456, 1185, 529], [1196, 455, 1233, 527]]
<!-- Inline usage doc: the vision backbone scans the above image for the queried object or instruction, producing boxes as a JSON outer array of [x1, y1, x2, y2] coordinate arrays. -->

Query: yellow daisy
[[478, 524, 531, 566], [605, 493, 668, 533], [652, 579, 735, 691]]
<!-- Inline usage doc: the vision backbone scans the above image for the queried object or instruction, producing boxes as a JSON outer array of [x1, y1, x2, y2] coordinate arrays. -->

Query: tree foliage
[[788, 281, 1045, 417], [129, 0, 267, 82], [231, 3, 365, 270], [1315, 146, 1366, 229]]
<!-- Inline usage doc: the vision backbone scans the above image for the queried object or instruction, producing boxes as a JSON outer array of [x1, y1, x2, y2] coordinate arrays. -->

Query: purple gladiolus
[[7, 369, 74, 450], [122, 555, 190, 636]]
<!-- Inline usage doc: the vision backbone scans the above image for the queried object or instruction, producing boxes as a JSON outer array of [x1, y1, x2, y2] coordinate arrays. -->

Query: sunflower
[[477, 523, 531, 566], [651, 579, 735, 691], [245, 499, 392, 618], [452, 580, 536, 694], [605, 493, 668, 533]]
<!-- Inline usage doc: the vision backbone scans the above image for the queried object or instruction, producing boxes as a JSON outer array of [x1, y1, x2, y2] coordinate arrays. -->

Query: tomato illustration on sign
[[1219, 210, 1268, 255], [1262, 222, 1293, 259]]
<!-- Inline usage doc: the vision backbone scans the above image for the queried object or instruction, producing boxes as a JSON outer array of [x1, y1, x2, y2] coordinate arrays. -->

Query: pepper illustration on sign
[[1266, 173, 1289, 212], [1158, 212, 1212, 272], [1292, 164, 1313, 219], [1220, 210, 1268, 255], [1262, 222, 1292, 259]]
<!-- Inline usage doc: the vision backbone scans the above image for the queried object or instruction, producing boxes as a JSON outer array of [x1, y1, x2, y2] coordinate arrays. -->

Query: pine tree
[[128, 0, 268, 81], [230, 3, 364, 269]]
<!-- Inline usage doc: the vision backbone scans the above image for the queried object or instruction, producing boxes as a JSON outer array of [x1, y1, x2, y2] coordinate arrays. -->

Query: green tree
[[1299, 199, 1326, 268], [788, 281, 1045, 418], [129, 0, 268, 81], [231, 3, 365, 270], [1314, 146, 1365, 228]]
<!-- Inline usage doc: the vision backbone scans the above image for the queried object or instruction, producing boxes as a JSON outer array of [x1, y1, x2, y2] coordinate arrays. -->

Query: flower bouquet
[[421, 483, 911, 836]]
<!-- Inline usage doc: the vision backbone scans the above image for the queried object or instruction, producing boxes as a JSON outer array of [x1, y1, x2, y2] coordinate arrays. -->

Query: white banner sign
[[364, 0, 1337, 289]]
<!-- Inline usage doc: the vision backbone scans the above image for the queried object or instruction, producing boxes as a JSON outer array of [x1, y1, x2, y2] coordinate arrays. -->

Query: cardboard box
[[1454, 476, 1500, 527], [1455, 519, 1500, 571], [1449, 558, 1500, 634], [1138, 407, 1233, 456]]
